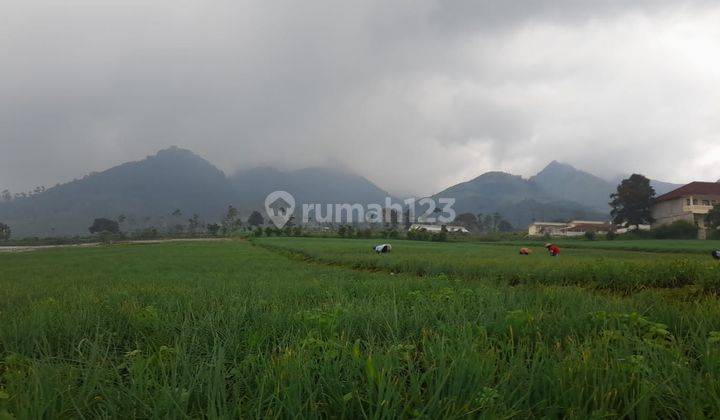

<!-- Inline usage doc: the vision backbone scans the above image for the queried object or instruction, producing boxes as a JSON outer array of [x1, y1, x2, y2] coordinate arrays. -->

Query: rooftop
[[654, 181, 720, 203]]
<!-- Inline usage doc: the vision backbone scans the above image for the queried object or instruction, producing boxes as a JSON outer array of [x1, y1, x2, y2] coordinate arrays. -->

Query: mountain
[[434, 171, 550, 213], [432, 162, 690, 229], [0, 148, 394, 237], [0, 147, 238, 237], [229, 166, 393, 213], [0, 147, 696, 237], [432, 171, 607, 229], [530, 161, 615, 212]]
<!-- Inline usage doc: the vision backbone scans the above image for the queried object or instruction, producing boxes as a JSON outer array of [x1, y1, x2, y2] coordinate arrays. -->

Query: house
[[528, 222, 568, 237], [561, 221, 612, 237], [528, 220, 611, 237], [614, 224, 651, 234], [651, 181, 720, 239], [409, 223, 470, 234]]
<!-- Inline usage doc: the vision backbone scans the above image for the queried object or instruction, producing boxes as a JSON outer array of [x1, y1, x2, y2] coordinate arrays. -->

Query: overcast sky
[[2, 0, 719, 196]]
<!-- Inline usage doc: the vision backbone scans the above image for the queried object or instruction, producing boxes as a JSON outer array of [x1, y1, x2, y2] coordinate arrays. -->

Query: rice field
[[1, 239, 720, 418]]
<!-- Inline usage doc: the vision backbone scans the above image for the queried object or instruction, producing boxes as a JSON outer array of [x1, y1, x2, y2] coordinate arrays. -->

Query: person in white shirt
[[373, 244, 392, 254]]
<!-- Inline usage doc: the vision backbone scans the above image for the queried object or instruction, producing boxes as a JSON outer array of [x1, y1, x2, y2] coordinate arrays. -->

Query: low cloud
[[1, 0, 718, 196]]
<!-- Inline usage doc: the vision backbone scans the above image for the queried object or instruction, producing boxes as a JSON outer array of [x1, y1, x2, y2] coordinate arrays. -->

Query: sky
[[1, 0, 719, 197]]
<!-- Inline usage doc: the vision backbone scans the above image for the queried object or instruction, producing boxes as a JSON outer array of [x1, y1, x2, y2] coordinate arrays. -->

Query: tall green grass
[[1, 241, 720, 417]]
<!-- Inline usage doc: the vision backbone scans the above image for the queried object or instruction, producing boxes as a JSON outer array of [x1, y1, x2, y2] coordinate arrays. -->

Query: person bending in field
[[519, 247, 532, 255], [712, 250, 720, 260], [545, 243, 560, 257], [373, 243, 392, 254]]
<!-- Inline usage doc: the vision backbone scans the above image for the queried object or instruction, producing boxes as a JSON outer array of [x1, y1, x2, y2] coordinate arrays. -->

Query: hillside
[[0, 147, 238, 237], [530, 161, 615, 212], [0, 149, 394, 237], [0, 149, 694, 237], [432, 170, 607, 228], [229, 166, 393, 214]]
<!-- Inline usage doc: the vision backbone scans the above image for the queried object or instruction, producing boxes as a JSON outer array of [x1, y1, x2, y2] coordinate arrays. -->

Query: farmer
[[545, 243, 560, 257], [519, 247, 532, 255], [373, 243, 392, 254], [712, 250, 720, 260]]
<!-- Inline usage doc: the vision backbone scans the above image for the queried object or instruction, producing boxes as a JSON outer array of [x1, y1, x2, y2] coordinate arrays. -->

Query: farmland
[[495, 239, 720, 255], [256, 238, 720, 293], [2, 239, 720, 418]]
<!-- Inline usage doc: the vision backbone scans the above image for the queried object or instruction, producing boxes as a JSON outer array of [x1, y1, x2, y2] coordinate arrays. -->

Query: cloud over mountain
[[1, 0, 719, 197]]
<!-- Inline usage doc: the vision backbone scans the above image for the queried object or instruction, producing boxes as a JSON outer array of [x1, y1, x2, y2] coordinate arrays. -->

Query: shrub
[[606, 230, 617, 241], [584, 231, 596, 241], [652, 220, 698, 239], [356, 228, 373, 239]]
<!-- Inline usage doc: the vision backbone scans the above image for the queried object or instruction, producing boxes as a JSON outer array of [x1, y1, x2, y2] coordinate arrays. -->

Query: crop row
[[256, 241, 720, 294]]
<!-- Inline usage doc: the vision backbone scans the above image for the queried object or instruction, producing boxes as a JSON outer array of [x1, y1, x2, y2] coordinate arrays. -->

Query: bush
[[606, 230, 617, 241], [584, 231, 596, 241], [652, 220, 698, 239], [356, 228, 373, 239]]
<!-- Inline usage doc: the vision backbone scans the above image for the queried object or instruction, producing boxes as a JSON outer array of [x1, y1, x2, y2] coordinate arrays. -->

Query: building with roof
[[409, 223, 470, 234], [528, 220, 611, 237], [651, 181, 720, 239], [528, 222, 569, 236]]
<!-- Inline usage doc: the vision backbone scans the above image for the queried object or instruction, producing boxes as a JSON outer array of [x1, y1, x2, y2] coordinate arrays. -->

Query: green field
[[497, 239, 720, 254], [256, 238, 720, 293], [2, 239, 720, 418]]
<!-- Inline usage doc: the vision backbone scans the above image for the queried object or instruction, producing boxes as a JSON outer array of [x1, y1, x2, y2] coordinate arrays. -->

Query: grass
[[496, 238, 720, 254], [1, 239, 720, 417], [255, 237, 720, 293]]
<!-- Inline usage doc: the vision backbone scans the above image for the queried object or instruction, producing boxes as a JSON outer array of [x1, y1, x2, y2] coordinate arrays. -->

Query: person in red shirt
[[545, 243, 560, 256]]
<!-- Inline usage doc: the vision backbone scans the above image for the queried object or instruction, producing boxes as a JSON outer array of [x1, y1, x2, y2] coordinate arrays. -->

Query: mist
[[2, 0, 719, 197]]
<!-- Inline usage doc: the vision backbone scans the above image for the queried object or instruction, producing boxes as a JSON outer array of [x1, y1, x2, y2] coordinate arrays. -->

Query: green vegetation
[[499, 238, 720, 254], [257, 238, 720, 293], [651, 220, 699, 240], [2, 239, 720, 417]]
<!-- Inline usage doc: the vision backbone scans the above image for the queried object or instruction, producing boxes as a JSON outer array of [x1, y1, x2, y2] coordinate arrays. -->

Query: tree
[[491, 212, 502, 230], [188, 214, 202, 234], [610, 174, 655, 228], [247, 211, 264, 227], [1, 190, 11, 202], [0, 222, 10, 241], [89, 218, 120, 235], [455, 213, 478, 231], [705, 204, 720, 237], [403, 208, 412, 231], [206, 223, 221, 236], [498, 220, 514, 232], [221, 205, 241, 234]]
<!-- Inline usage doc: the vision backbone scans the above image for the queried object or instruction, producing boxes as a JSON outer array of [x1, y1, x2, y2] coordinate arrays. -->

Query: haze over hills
[[433, 161, 685, 229], [0, 147, 394, 237], [229, 166, 393, 214], [432, 170, 609, 229], [0, 147, 689, 237]]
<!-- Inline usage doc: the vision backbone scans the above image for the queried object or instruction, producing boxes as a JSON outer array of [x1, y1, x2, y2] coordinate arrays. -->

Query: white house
[[409, 223, 470, 234], [651, 181, 720, 239], [528, 220, 611, 237]]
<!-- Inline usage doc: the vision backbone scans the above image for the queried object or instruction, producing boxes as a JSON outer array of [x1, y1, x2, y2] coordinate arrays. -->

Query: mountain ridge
[[0, 147, 695, 237]]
